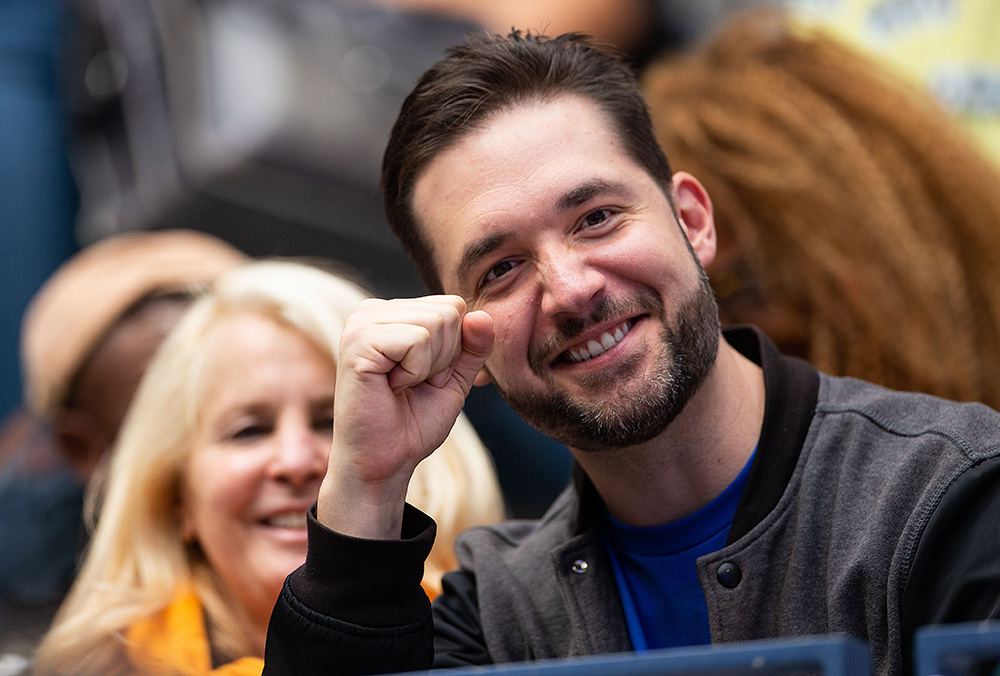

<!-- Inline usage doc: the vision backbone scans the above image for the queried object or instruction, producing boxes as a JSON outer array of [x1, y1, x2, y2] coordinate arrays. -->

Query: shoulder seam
[[813, 404, 1000, 460]]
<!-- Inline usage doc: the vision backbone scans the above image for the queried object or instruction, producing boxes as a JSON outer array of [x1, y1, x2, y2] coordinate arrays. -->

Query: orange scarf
[[125, 587, 262, 676]]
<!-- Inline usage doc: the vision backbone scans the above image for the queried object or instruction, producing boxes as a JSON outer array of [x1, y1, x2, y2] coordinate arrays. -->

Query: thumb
[[451, 310, 495, 390]]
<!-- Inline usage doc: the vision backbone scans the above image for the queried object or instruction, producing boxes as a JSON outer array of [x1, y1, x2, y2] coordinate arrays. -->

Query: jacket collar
[[570, 326, 820, 538], [725, 326, 819, 543]]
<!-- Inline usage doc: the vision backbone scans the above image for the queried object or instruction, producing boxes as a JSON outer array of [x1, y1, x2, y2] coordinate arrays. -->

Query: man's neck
[[571, 338, 766, 528]]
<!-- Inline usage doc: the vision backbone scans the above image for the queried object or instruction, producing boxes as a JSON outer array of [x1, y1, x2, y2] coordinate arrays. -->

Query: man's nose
[[538, 251, 606, 317]]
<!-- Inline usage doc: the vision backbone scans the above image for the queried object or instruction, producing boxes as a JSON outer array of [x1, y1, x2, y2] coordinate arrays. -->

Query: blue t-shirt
[[600, 450, 755, 651]]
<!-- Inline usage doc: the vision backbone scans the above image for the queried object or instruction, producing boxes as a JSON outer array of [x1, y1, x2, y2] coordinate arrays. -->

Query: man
[[0, 229, 247, 660], [263, 32, 1000, 676]]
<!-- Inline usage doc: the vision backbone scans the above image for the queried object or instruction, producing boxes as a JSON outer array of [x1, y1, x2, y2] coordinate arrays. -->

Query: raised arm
[[264, 295, 494, 676], [320, 295, 494, 538]]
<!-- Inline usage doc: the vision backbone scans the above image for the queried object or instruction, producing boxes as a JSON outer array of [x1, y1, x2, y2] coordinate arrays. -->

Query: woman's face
[[180, 312, 335, 643]]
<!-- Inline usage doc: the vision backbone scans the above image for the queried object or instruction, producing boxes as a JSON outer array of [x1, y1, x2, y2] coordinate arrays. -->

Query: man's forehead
[[412, 96, 634, 275]]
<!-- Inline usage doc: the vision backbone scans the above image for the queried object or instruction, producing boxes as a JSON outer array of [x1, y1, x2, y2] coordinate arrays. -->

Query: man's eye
[[483, 259, 519, 285], [582, 209, 612, 228]]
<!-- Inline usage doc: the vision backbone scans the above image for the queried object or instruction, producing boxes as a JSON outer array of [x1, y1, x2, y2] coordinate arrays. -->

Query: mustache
[[528, 290, 665, 373]]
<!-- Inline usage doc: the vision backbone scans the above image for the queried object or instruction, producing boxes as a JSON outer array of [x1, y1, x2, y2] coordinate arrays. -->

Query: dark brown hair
[[643, 10, 1000, 406], [382, 30, 672, 293]]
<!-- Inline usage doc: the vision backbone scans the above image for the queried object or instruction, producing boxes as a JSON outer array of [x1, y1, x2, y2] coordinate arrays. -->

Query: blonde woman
[[33, 260, 505, 676]]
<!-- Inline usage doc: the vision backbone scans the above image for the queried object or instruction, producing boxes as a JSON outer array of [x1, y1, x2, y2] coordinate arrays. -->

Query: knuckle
[[356, 297, 385, 313], [414, 325, 433, 347], [442, 303, 462, 324]]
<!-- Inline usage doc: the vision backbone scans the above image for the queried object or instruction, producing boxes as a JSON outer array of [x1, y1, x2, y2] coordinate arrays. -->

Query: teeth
[[567, 320, 633, 363], [265, 512, 307, 529]]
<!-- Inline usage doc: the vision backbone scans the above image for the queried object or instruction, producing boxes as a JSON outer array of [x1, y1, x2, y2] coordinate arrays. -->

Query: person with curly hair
[[644, 10, 1000, 408]]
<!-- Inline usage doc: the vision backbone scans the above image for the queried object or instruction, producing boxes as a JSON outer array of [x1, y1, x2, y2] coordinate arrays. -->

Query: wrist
[[316, 470, 413, 540]]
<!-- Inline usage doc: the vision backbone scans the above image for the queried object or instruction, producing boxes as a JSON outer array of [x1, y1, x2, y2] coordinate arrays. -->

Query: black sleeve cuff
[[287, 502, 437, 628]]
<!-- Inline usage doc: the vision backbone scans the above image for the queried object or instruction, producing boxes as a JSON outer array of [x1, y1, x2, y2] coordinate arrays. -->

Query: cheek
[[183, 451, 262, 538], [616, 232, 676, 276], [486, 303, 533, 372], [617, 237, 700, 299]]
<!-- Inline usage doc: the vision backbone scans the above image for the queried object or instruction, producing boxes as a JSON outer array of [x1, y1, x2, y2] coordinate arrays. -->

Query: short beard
[[492, 270, 720, 452]]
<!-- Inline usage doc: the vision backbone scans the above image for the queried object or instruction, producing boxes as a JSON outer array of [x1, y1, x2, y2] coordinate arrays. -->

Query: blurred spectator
[[642, 9, 1000, 407], [0, 230, 247, 664], [31, 259, 505, 676]]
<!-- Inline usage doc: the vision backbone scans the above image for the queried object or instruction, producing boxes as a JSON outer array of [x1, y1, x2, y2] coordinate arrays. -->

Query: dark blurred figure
[[643, 9, 1000, 408], [0, 230, 247, 667]]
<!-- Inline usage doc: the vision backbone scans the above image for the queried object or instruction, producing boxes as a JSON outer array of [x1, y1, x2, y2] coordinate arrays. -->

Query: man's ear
[[671, 171, 717, 269], [53, 409, 108, 484]]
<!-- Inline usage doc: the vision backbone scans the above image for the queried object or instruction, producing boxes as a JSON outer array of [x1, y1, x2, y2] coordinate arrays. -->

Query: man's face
[[412, 95, 721, 452]]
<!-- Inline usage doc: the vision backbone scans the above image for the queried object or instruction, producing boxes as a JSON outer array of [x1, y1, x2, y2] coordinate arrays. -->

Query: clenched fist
[[318, 295, 494, 539]]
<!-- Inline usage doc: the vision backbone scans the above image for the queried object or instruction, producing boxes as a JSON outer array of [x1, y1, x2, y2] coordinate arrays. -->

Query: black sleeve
[[900, 454, 1000, 673], [263, 504, 436, 676], [431, 568, 492, 668]]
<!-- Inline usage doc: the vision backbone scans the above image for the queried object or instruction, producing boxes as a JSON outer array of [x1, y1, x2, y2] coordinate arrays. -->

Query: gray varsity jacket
[[264, 327, 1000, 676]]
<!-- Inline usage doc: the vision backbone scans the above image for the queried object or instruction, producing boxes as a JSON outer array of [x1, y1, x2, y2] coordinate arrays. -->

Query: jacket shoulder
[[816, 374, 1000, 462]]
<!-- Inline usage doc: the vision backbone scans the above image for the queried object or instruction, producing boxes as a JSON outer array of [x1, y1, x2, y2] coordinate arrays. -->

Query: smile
[[564, 319, 634, 364]]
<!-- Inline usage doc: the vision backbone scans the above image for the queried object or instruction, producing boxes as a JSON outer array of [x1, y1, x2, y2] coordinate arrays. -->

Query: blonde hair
[[642, 10, 1000, 406], [33, 259, 505, 675]]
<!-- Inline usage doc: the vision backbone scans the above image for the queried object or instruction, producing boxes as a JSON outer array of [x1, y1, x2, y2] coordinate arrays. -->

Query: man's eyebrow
[[457, 232, 509, 283], [556, 179, 631, 212]]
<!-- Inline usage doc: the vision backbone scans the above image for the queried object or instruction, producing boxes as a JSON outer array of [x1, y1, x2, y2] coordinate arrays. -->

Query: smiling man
[[263, 32, 1000, 676]]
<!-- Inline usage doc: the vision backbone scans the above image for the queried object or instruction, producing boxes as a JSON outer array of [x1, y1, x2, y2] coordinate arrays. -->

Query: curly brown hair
[[643, 10, 1000, 407]]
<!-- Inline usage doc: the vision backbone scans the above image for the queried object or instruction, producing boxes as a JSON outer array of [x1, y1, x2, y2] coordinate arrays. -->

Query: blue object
[[914, 621, 1000, 676], [387, 634, 873, 676]]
